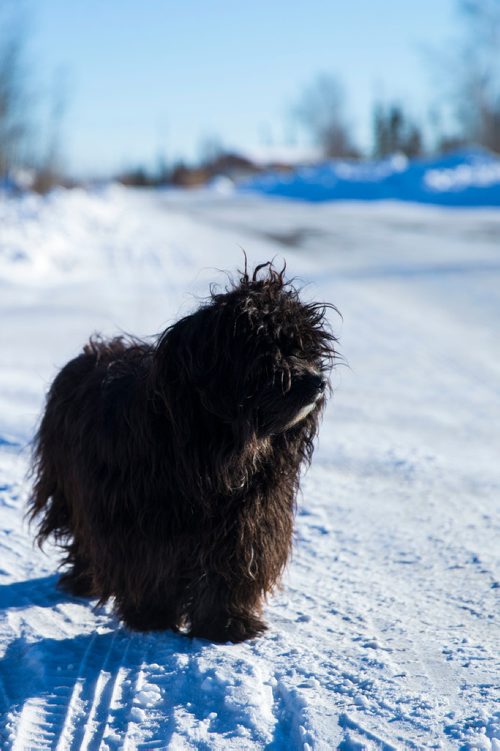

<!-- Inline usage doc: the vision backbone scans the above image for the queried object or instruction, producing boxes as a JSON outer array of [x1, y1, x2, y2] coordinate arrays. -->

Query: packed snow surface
[[0, 186, 499, 750], [241, 149, 500, 206]]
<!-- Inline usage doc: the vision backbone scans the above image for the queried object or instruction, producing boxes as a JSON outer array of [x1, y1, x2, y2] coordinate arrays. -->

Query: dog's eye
[[276, 368, 292, 393]]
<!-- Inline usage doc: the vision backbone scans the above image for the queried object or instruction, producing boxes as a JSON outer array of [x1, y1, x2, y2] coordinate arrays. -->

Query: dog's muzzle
[[298, 372, 326, 401], [283, 372, 326, 429]]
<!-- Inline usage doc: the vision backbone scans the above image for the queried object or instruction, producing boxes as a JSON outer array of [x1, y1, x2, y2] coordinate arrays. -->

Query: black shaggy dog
[[30, 263, 337, 643]]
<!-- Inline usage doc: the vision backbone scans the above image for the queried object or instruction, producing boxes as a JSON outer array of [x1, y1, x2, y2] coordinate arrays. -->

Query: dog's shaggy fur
[[30, 263, 337, 642]]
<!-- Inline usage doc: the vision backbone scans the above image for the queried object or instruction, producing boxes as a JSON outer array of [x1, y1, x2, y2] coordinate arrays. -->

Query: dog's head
[[153, 263, 338, 447]]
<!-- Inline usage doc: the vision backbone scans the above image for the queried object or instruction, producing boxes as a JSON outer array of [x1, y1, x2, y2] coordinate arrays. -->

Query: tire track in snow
[[119, 638, 153, 749], [4, 628, 138, 751], [8, 630, 102, 751], [10, 696, 56, 751], [1, 595, 90, 750], [60, 629, 135, 751], [77, 630, 134, 751], [64, 629, 119, 751], [97, 634, 142, 750]]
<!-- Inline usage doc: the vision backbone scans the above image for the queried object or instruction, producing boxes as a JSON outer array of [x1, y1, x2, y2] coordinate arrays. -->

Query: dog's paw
[[190, 613, 267, 644], [120, 604, 178, 633], [224, 615, 268, 643], [58, 570, 95, 598]]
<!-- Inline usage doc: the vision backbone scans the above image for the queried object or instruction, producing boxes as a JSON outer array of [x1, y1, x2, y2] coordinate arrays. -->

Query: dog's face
[[156, 265, 336, 441], [250, 360, 327, 437], [227, 290, 330, 437]]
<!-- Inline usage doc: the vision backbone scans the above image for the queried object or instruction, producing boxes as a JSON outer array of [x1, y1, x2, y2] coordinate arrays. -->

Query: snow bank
[[241, 148, 500, 206]]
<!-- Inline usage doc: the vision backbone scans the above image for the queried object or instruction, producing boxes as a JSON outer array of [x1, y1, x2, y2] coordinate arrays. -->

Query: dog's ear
[[150, 306, 238, 433], [150, 316, 200, 443]]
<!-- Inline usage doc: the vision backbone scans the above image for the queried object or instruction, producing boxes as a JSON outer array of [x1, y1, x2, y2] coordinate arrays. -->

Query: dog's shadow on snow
[[0, 630, 261, 749], [0, 575, 271, 749], [0, 574, 68, 611], [0, 628, 220, 748]]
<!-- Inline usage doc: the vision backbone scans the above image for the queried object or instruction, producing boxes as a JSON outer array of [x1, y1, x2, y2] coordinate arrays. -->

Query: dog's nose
[[304, 373, 326, 393]]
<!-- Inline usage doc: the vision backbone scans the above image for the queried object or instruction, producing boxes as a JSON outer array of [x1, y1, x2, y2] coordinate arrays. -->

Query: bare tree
[[1, 4, 69, 191], [433, 0, 500, 151], [293, 73, 359, 158], [198, 134, 225, 168], [0, 28, 30, 178], [33, 66, 69, 192], [457, 0, 500, 150], [373, 102, 424, 158]]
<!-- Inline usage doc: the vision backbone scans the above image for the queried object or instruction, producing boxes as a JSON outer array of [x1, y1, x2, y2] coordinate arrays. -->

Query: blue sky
[[24, 0, 458, 176]]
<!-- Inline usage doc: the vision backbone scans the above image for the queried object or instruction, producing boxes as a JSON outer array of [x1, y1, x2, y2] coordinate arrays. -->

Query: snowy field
[[0, 186, 499, 750]]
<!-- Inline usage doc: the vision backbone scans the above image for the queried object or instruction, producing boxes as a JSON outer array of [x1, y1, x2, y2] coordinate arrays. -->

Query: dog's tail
[[28, 413, 70, 548], [28, 348, 98, 547]]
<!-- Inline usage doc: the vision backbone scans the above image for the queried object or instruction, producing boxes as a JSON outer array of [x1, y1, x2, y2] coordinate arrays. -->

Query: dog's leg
[[118, 598, 179, 633], [58, 545, 95, 598], [117, 579, 183, 633], [187, 577, 267, 643]]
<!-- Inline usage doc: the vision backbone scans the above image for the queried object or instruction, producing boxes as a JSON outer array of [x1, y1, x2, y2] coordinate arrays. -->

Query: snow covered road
[[0, 187, 499, 749]]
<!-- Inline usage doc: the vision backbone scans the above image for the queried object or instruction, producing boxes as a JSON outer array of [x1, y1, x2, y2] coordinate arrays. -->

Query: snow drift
[[241, 148, 500, 206]]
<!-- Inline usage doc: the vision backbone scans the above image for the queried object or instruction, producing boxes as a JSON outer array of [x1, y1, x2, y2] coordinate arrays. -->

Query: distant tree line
[[293, 0, 500, 160], [111, 0, 500, 186], [116, 150, 262, 189], [1, 0, 499, 190]]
